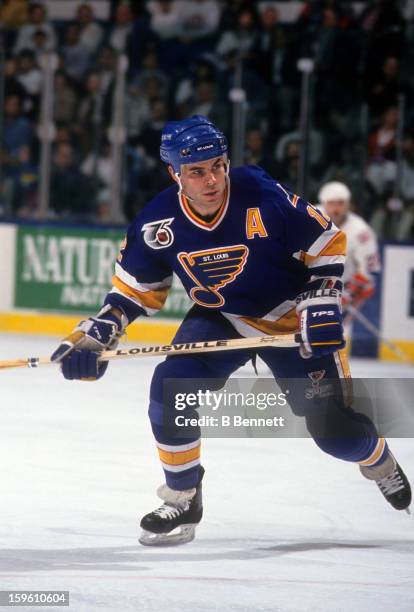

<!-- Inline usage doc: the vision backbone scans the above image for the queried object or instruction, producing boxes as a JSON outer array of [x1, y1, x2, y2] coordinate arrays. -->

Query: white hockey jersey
[[340, 211, 381, 284]]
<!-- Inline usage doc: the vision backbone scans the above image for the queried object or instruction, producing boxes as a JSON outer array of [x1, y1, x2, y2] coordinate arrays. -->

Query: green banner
[[14, 225, 191, 318]]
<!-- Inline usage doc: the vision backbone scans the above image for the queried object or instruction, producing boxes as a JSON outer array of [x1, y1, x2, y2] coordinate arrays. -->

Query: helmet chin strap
[[175, 172, 194, 202]]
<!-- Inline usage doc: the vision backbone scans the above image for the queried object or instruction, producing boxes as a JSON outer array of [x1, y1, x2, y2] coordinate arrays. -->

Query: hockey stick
[[345, 303, 413, 365], [0, 333, 301, 371]]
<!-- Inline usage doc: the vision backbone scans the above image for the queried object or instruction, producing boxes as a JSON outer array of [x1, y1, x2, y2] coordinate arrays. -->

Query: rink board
[[1, 311, 414, 363], [0, 311, 179, 344]]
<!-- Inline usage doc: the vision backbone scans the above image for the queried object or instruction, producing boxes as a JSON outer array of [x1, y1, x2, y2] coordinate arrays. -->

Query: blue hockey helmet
[[160, 115, 228, 174]]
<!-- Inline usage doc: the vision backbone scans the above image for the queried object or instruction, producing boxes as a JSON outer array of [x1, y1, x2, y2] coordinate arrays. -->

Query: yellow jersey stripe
[[112, 275, 169, 310]]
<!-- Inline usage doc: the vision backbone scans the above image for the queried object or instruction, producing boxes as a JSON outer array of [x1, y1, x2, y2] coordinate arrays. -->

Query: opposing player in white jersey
[[318, 182, 381, 335]]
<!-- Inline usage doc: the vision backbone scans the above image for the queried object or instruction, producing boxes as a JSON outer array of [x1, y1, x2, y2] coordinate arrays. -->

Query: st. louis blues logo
[[142, 218, 175, 249], [178, 245, 249, 307]]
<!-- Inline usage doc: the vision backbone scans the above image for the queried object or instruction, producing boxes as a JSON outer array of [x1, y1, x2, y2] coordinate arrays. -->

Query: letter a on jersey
[[246, 208, 268, 239]]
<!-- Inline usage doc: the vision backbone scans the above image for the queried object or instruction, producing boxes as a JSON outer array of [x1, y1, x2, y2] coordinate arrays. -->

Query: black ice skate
[[360, 453, 411, 513], [139, 467, 204, 546]]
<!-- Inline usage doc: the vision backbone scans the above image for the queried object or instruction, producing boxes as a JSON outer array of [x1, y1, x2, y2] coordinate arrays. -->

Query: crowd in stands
[[1, 0, 414, 238]]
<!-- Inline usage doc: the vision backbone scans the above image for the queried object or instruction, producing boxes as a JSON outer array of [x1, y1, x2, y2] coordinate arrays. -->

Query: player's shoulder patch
[[142, 217, 175, 250]]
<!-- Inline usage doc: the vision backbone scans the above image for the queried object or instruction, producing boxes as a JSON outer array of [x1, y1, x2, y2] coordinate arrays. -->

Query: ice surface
[[0, 334, 413, 612]]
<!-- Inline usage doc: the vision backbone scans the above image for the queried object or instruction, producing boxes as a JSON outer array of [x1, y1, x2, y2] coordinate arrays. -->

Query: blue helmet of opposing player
[[160, 115, 228, 174]]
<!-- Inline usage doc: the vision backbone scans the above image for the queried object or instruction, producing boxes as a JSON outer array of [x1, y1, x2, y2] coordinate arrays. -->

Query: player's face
[[178, 156, 228, 209], [323, 200, 349, 226]]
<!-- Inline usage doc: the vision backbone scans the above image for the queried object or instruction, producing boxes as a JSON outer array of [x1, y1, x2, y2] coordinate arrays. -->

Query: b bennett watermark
[[162, 377, 414, 438]]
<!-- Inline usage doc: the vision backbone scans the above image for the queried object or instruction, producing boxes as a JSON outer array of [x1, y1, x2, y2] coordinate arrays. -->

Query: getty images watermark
[[163, 378, 298, 437], [163, 378, 414, 439], [173, 388, 287, 428]]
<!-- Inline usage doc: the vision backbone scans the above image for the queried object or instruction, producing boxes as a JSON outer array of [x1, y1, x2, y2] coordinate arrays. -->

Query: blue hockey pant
[[148, 306, 387, 490]]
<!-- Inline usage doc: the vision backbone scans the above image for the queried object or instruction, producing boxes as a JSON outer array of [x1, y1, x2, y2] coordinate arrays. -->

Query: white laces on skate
[[377, 469, 405, 496], [153, 502, 190, 520]]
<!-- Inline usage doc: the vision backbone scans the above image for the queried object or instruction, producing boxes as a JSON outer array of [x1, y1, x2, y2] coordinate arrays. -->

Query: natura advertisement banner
[[14, 224, 191, 317]]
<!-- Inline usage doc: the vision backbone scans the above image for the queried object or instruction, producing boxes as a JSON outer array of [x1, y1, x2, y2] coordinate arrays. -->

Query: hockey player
[[318, 182, 381, 334], [51, 116, 411, 546]]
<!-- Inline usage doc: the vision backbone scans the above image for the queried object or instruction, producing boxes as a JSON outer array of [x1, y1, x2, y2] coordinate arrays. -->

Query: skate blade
[[139, 524, 197, 547], [405, 507, 411, 515]]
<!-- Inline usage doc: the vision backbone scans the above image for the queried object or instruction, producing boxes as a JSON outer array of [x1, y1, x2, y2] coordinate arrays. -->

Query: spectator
[[4, 58, 28, 101], [50, 143, 97, 218], [148, 73, 169, 99], [244, 127, 277, 175], [125, 4, 158, 74], [126, 98, 171, 212], [275, 124, 324, 166], [219, 0, 257, 31], [16, 50, 42, 96], [61, 23, 92, 84], [319, 144, 365, 207], [54, 125, 77, 148], [216, 7, 259, 60], [366, 56, 406, 117], [186, 79, 229, 130], [13, 2, 56, 53], [216, 6, 264, 113], [75, 3, 104, 54], [81, 139, 114, 221], [358, 0, 405, 64], [275, 139, 320, 198], [132, 50, 169, 98], [259, 26, 300, 134], [2, 94, 34, 171], [368, 106, 399, 160], [82, 139, 113, 190], [366, 107, 400, 199], [125, 83, 151, 140], [53, 71, 78, 124], [31, 29, 50, 63], [11, 145, 39, 216], [53, 72, 79, 125], [134, 97, 169, 162], [255, 4, 280, 56], [76, 71, 112, 157], [147, 0, 181, 40], [96, 45, 117, 98], [109, 3, 133, 53], [275, 139, 300, 191], [177, 0, 221, 40], [53, 125, 81, 161], [174, 57, 216, 116], [313, 7, 362, 117]]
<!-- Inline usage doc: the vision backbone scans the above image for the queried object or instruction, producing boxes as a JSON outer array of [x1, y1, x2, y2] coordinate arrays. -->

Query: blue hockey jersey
[[106, 166, 346, 337]]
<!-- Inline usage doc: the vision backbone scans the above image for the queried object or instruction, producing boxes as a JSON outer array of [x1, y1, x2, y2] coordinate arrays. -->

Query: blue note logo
[[142, 218, 175, 249], [305, 370, 334, 399], [178, 245, 249, 307]]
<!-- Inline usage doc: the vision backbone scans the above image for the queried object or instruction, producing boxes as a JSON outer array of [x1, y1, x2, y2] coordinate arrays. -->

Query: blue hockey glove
[[60, 349, 106, 381], [296, 279, 345, 359], [51, 306, 127, 381]]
